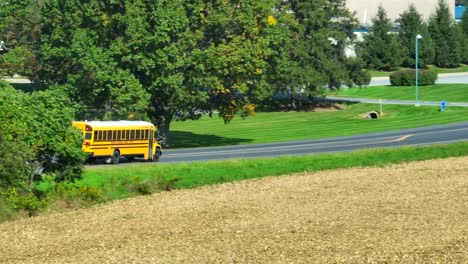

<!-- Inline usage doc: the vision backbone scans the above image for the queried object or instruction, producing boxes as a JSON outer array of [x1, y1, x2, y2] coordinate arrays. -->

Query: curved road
[[368, 72, 468, 86], [162, 72, 468, 163], [321, 96, 468, 107], [9, 74, 463, 164], [160, 122, 468, 163]]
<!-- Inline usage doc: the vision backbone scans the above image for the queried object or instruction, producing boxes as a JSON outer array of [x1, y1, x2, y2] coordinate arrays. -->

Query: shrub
[[389, 69, 438, 86], [133, 181, 154, 195], [0, 195, 16, 222], [153, 174, 180, 192], [48, 181, 103, 205], [127, 174, 180, 195], [0, 188, 50, 217]]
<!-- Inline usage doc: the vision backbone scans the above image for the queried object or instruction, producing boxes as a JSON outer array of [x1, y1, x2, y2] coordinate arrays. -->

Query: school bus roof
[[72, 120, 155, 129]]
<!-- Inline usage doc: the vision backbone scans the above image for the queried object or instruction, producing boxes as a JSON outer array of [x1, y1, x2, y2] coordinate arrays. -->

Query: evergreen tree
[[428, 0, 460, 68], [284, 0, 366, 92], [397, 4, 434, 68], [359, 5, 402, 71], [458, 8, 468, 63]]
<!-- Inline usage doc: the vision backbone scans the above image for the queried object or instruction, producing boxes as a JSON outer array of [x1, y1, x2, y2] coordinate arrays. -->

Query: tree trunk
[[156, 117, 172, 148]]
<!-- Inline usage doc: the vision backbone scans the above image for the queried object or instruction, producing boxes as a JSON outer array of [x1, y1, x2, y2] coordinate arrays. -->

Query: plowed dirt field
[[1, 157, 468, 263]]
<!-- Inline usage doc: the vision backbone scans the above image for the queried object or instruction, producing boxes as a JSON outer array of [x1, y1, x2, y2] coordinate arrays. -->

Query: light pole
[[415, 34, 422, 106]]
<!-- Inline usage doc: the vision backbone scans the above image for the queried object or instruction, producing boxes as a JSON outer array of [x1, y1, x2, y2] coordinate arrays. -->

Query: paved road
[[158, 122, 468, 163], [321, 96, 468, 107], [327, 72, 468, 107], [5, 72, 468, 85], [8, 74, 466, 164], [1, 77, 31, 83], [369, 72, 468, 86]]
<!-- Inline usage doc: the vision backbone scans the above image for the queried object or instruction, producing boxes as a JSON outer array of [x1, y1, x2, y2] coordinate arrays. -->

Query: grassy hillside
[[169, 103, 468, 148]]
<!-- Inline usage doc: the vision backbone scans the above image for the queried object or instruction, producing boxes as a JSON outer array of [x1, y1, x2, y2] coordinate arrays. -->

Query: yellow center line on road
[[391, 134, 414, 142]]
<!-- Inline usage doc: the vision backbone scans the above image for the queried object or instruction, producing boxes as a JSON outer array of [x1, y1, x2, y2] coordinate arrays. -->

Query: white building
[[346, 0, 456, 25]]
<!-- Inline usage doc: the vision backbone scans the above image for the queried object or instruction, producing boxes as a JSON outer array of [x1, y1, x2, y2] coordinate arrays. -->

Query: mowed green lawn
[[330, 84, 468, 102], [169, 103, 468, 148]]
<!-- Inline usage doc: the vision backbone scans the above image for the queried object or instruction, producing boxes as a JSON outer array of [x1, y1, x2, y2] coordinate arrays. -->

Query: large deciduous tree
[[359, 5, 403, 71], [38, 0, 150, 120], [192, 0, 291, 119], [429, 0, 460, 68], [38, 0, 289, 147], [397, 4, 434, 68]]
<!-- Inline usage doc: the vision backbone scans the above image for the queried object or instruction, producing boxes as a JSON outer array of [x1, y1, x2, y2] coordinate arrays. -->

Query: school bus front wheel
[[151, 147, 162, 162]]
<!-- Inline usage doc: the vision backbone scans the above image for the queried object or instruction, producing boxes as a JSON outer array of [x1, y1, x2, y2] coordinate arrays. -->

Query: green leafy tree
[[397, 4, 434, 68], [0, 82, 85, 189], [0, 1, 41, 49], [0, 0, 41, 78], [24, 87, 86, 182], [0, 82, 33, 190], [358, 5, 403, 71], [0, 0, 35, 34], [428, 0, 460, 68], [38, 0, 151, 120], [0, 81, 83, 218], [38, 0, 289, 147], [193, 0, 291, 118], [0, 46, 36, 77]]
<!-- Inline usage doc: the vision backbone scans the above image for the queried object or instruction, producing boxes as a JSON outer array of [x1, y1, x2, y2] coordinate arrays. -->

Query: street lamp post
[[415, 34, 422, 106]]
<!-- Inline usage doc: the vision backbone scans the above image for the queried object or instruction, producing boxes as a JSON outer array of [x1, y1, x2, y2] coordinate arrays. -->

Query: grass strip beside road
[[169, 103, 468, 148], [81, 141, 468, 200], [330, 84, 468, 103]]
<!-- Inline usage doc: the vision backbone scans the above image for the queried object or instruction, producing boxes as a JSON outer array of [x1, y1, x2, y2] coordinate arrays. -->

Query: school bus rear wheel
[[111, 150, 120, 164]]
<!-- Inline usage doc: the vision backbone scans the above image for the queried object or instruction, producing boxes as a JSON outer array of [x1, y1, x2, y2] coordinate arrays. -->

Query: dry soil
[[1, 156, 467, 263]]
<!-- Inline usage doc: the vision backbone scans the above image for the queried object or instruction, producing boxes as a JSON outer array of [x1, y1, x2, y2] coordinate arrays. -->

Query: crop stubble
[[1, 156, 467, 263]]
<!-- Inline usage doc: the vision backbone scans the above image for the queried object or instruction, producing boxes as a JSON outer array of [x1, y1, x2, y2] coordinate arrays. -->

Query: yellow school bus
[[72, 120, 162, 164]]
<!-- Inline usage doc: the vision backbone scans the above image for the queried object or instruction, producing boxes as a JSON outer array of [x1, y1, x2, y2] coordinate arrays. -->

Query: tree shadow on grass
[[169, 131, 253, 149]]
